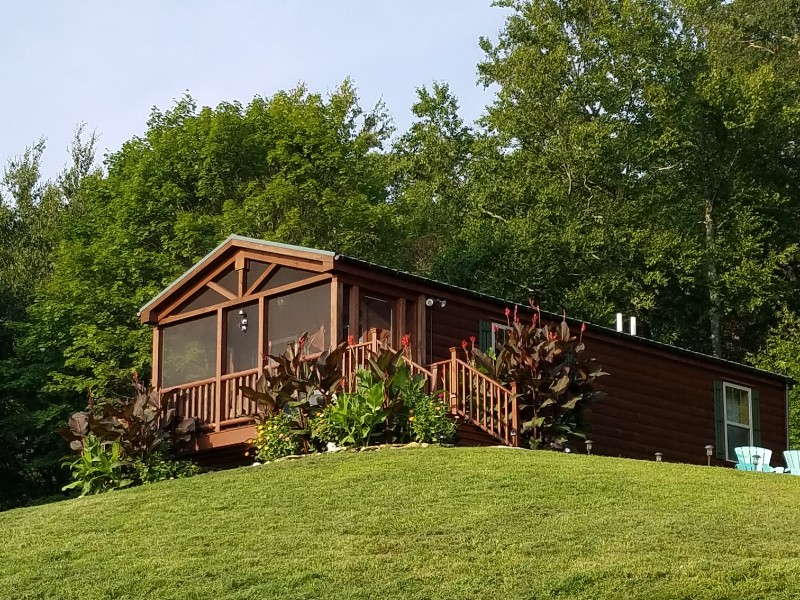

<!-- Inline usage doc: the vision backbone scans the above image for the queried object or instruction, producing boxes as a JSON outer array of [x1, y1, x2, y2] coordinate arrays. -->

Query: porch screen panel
[[257, 266, 315, 293], [161, 314, 217, 388], [225, 301, 260, 373], [269, 284, 331, 356]]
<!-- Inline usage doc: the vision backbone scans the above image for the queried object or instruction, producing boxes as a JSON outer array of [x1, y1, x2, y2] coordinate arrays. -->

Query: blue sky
[[1, 1, 509, 180]]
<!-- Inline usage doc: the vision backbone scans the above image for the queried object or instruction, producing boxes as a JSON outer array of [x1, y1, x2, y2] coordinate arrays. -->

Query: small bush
[[252, 413, 303, 462], [131, 450, 202, 484], [407, 394, 456, 444]]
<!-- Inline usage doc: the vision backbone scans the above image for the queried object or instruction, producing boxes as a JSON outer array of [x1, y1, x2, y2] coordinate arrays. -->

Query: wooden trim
[[207, 281, 237, 300], [161, 375, 216, 395], [330, 276, 340, 347], [151, 326, 161, 389], [397, 297, 406, 350], [416, 294, 426, 365], [159, 274, 333, 325], [156, 256, 237, 321], [258, 296, 265, 374], [236, 256, 246, 297], [244, 263, 278, 296], [215, 309, 224, 432], [231, 240, 335, 267], [349, 285, 359, 342]]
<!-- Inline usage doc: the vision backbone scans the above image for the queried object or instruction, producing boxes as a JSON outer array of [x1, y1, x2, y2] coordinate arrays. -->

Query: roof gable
[[139, 235, 335, 323]]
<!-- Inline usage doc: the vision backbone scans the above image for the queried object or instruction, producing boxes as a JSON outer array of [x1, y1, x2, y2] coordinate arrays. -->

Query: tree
[[468, 0, 800, 359]]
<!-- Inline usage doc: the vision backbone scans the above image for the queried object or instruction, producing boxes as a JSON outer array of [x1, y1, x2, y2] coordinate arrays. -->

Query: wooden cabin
[[140, 235, 792, 466]]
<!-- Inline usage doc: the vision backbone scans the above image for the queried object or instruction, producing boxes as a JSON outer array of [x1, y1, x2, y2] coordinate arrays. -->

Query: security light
[[585, 439, 593, 455], [705, 444, 713, 466], [425, 298, 434, 307]]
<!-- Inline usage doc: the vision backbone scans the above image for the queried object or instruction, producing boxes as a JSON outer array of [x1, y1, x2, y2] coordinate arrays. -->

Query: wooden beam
[[215, 309, 224, 432], [207, 281, 237, 300], [158, 274, 333, 325], [416, 294, 427, 365], [330, 276, 340, 348], [244, 263, 278, 297], [236, 256, 247, 297], [151, 326, 161, 389], [349, 285, 359, 342], [258, 296, 265, 375], [397, 297, 406, 350], [155, 256, 237, 322]]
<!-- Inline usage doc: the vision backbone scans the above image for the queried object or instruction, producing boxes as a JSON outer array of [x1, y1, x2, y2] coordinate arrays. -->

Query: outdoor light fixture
[[753, 454, 762, 472], [705, 444, 714, 466], [425, 297, 447, 308], [585, 439, 593, 455], [655, 452, 663, 462], [238, 308, 248, 332]]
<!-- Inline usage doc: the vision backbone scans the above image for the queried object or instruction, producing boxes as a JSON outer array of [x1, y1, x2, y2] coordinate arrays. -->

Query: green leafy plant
[[241, 334, 347, 452], [323, 371, 390, 447], [407, 393, 457, 444], [251, 413, 303, 462], [58, 375, 200, 493], [472, 309, 606, 449], [61, 434, 133, 496]]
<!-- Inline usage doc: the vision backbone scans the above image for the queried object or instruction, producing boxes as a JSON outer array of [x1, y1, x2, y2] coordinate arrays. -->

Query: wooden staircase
[[345, 342, 520, 447]]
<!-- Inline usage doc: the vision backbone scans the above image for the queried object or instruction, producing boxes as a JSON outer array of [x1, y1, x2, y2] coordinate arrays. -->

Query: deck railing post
[[510, 381, 519, 447]]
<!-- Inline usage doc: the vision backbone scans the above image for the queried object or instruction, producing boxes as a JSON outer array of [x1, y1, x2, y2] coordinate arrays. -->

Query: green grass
[[2, 447, 800, 600]]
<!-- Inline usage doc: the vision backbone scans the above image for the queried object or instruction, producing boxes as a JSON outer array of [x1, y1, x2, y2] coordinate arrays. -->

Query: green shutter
[[713, 380, 725, 460], [478, 320, 492, 351], [752, 389, 761, 447]]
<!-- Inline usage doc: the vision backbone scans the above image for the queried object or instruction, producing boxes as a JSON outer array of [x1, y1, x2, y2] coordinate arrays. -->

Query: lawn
[[2, 447, 800, 600]]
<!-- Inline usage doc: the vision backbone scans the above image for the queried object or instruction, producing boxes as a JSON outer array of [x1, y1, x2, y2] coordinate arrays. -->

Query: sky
[[0, 1, 509, 181]]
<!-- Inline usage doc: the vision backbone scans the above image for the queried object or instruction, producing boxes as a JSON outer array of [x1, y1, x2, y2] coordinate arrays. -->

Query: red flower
[[461, 339, 468, 350], [132, 371, 138, 381], [581, 322, 586, 333], [492, 323, 499, 333], [401, 333, 411, 348], [347, 335, 355, 346], [469, 335, 476, 346], [532, 313, 538, 325]]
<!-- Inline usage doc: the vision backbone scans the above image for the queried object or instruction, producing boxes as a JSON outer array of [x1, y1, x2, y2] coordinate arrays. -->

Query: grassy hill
[[2, 447, 800, 600]]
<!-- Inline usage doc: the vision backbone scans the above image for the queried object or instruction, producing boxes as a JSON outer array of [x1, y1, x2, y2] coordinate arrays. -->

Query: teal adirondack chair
[[734, 446, 775, 473], [784, 451, 800, 475]]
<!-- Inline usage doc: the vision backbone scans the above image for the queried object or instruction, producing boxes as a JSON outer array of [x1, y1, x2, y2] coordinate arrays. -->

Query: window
[[723, 382, 753, 462], [492, 323, 511, 348]]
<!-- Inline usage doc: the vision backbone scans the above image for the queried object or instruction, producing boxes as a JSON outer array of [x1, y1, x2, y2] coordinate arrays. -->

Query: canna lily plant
[[472, 306, 607, 449]]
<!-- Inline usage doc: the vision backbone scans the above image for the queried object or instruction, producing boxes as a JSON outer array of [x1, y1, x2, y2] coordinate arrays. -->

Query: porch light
[[425, 297, 447, 308], [655, 452, 663, 462], [585, 439, 593, 455], [705, 444, 713, 466], [238, 308, 248, 332]]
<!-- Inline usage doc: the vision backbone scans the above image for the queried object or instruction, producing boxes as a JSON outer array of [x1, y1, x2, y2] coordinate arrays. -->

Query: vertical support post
[[449, 347, 458, 415], [349, 285, 359, 342], [510, 381, 519, 447], [235, 254, 246, 297], [257, 296, 265, 376], [215, 308, 224, 432], [330, 276, 339, 348], [417, 294, 427, 364], [397, 297, 406, 350], [151, 326, 161, 390]]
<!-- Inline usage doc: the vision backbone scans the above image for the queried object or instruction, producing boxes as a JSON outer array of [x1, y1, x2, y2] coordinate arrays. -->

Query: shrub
[[407, 394, 456, 444], [472, 308, 606, 449], [251, 413, 303, 462], [59, 376, 200, 494], [322, 371, 389, 447]]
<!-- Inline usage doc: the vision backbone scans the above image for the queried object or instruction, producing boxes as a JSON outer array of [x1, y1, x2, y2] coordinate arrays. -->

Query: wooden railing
[[165, 378, 217, 431], [162, 342, 520, 447], [439, 348, 519, 447], [221, 369, 260, 427]]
